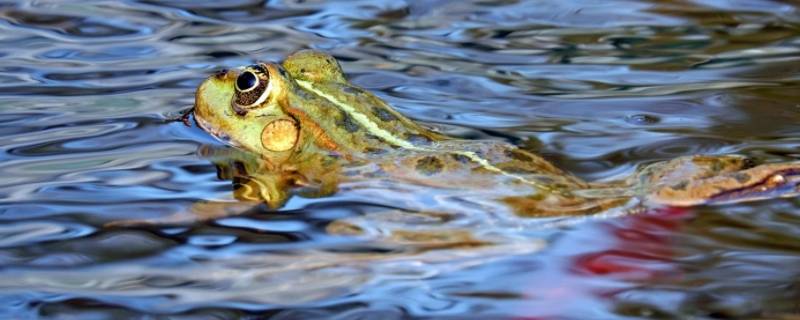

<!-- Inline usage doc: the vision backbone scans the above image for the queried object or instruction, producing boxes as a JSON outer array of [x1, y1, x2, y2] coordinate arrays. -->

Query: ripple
[[1, 10, 143, 38], [625, 114, 661, 125], [0, 236, 543, 312], [38, 45, 159, 62], [142, 0, 322, 23], [0, 221, 94, 249], [0, 0, 798, 318], [217, 217, 309, 233]]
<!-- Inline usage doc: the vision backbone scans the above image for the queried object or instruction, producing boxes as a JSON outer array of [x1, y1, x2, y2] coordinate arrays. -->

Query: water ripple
[[0, 0, 799, 318], [0, 221, 94, 249]]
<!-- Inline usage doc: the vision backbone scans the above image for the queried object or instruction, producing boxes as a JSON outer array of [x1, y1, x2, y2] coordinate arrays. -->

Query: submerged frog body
[[190, 50, 800, 221]]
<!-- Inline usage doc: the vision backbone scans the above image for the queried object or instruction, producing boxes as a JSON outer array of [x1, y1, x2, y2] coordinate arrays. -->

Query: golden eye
[[236, 71, 258, 92], [233, 65, 271, 108]]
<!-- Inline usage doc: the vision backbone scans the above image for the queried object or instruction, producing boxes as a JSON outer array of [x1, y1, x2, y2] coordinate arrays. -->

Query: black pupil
[[236, 71, 257, 91]]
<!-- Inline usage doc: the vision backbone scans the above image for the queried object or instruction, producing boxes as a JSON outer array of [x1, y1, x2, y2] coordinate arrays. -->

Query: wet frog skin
[[192, 50, 800, 219]]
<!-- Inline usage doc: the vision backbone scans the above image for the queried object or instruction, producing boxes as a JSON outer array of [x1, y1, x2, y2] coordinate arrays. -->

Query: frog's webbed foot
[[638, 155, 800, 206]]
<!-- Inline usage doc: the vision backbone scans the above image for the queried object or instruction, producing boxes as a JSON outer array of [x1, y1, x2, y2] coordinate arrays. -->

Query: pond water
[[1, 0, 800, 319]]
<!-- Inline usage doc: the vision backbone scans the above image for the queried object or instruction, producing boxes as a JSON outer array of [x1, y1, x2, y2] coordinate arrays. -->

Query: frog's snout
[[194, 70, 237, 131]]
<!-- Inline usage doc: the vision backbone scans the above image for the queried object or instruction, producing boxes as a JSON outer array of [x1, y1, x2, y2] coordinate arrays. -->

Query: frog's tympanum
[[190, 49, 800, 226]]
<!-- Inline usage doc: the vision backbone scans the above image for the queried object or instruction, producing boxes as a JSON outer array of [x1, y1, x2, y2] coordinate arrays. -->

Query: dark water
[[1, 0, 800, 319]]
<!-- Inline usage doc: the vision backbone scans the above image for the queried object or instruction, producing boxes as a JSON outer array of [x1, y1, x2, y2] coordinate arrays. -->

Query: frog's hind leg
[[638, 155, 800, 206]]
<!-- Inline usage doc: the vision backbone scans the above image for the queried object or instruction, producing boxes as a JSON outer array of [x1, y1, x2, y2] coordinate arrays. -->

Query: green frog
[[190, 49, 800, 223]]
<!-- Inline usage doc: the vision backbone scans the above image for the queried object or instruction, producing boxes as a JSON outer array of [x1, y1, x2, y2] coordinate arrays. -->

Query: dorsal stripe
[[295, 79, 560, 194]]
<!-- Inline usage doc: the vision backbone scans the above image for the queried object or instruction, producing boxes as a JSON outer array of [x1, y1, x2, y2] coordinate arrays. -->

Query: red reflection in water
[[575, 207, 690, 280], [515, 207, 692, 319]]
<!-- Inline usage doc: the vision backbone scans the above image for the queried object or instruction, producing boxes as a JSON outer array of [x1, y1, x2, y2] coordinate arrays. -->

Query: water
[[1, 0, 800, 318]]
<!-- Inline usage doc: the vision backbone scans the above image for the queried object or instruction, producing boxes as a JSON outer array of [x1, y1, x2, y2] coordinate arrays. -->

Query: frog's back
[[372, 140, 585, 190], [281, 50, 447, 154]]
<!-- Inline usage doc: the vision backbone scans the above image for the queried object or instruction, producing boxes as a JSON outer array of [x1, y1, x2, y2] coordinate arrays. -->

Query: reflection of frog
[[191, 50, 800, 220]]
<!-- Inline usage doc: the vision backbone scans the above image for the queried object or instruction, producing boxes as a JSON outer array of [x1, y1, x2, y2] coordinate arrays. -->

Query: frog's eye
[[236, 71, 258, 92], [233, 65, 271, 109]]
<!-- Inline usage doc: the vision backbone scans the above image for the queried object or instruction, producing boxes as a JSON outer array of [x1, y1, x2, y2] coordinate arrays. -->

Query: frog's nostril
[[214, 69, 229, 79], [236, 71, 258, 91]]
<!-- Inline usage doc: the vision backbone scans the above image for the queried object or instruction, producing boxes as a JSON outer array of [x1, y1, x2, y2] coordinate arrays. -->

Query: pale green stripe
[[297, 80, 419, 150], [296, 79, 556, 194]]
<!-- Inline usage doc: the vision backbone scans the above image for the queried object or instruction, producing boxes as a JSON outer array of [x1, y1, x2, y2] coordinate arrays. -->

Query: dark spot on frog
[[710, 160, 724, 174], [502, 166, 537, 174], [363, 147, 389, 155], [278, 66, 289, 78], [742, 157, 756, 169], [337, 111, 360, 133], [416, 156, 444, 176], [250, 64, 267, 75], [322, 156, 337, 166], [373, 107, 397, 122], [342, 86, 359, 94], [406, 133, 431, 145], [553, 183, 570, 190], [534, 176, 555, 184], [233, 161, 248, 176], [364, 133, 382, 142], [450, 154, 470, 164], [670, 180, 689, 191], [318, 152, 344, 165], [296, 89, 316, 100], [732, 172, 751, 184], [214, 69, 229, 79], [505, 149, 533, 162], [232, 103, 248, 116], [470, 165, 493, 174]]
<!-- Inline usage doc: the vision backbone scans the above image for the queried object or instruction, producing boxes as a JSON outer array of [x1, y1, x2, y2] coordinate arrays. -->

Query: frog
[[189, 49, 800, 224]]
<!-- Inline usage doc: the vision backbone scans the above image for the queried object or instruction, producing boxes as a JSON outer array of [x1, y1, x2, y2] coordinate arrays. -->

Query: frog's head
[[195, 50, 445, 161], [194, 62, 303, 160], [194, 58, 342, 207]]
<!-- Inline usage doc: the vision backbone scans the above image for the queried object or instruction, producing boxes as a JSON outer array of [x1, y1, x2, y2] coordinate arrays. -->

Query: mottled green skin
[[193, 50, 800, 215], [282, 50, 447, 155], [196, 50, 443, 155]]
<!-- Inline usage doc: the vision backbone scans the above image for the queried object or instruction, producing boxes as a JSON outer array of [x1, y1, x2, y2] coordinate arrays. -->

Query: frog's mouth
[[193, 111, 242, 148]]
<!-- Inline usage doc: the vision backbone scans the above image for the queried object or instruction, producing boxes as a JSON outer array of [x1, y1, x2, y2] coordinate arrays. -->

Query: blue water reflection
[[0, 0, 799, 318]]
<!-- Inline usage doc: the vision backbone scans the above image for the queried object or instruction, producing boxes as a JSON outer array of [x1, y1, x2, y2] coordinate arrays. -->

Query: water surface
[[1, 0, 800, 319]]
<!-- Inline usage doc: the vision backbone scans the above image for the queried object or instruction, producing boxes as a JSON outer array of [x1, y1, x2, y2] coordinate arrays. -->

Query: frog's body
[[191, 50, 800, 220]]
